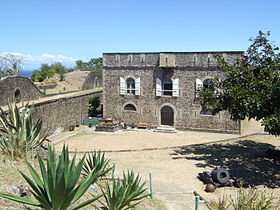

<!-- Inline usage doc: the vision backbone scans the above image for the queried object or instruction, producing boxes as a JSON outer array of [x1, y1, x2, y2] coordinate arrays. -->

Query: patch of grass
[[210, 187, 280, 210], [0, 153, 37, 209]]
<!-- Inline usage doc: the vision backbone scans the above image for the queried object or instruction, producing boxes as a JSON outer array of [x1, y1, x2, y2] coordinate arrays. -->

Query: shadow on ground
[[171, 140, 280, 188]]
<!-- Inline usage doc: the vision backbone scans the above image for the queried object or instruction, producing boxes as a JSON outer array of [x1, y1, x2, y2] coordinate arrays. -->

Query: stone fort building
[[103, 52, 243, 133]]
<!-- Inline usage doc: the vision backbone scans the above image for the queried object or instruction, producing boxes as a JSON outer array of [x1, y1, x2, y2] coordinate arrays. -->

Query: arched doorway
[[161, 106, 174, 126]]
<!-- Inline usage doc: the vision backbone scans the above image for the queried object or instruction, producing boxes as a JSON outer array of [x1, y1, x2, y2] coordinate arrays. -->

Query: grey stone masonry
[[82, 71, 103, 90], [0, 76, 44, 106], [103, 52, 243, 134], [103, 52, 242, 68]]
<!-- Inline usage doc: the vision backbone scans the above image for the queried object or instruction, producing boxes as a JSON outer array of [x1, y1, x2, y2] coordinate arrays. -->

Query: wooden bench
[[138, 122, 148, 129]]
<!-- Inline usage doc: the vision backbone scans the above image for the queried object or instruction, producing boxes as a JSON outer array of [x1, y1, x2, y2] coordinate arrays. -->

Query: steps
[[155, 125, 177, 133]]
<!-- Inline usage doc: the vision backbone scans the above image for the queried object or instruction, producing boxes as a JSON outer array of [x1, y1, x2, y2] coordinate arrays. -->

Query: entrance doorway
[[160, 106, 174, 126]]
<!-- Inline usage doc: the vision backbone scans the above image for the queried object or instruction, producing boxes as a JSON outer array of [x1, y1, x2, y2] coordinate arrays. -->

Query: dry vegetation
[[1, 130, 280, 209], [37, 70, 90, 94]]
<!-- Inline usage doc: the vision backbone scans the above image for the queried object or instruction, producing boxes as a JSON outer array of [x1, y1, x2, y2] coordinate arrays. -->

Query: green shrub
[[0, 101, 47, 160], [88, 96, 100, 117], [0, 145, 101, 209]]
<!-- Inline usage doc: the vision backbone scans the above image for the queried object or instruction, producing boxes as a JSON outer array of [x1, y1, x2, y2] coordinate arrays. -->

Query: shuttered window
[[172, 78, 179, 97], [126, 78, 135, 94], [120, 77, 141, 95], [156, 77, 179, 97], [120, 77, 125, 95], [135, 77, 141, 95], [195, 78, 203, 98], [156, 78, 162, 96]]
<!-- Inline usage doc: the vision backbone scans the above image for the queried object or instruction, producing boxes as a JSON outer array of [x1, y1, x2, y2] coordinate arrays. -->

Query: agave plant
[[0, 101, 47, 160], [82, 150, 112, 180], [99, 171, 149, 210], [0, 145, 101, 209]]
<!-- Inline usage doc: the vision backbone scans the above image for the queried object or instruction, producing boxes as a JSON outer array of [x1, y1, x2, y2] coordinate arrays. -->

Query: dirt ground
[[52, 129, 280, 210]]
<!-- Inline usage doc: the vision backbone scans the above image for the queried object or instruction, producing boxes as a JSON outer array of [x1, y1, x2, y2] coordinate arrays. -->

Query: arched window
[[14, 89, 21, 103], [163, 79, 172, 96], [203, 79, 213, 89], [201, 79, 213, 115], [124, 104, 136, 111], [126, 78, 135, 94]]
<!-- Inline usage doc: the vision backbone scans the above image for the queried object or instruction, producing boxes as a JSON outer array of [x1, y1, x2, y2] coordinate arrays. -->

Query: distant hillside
[[36, 70, 90, 94]]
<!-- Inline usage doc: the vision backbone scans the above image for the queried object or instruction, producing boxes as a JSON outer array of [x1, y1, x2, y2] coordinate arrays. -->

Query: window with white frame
[[163, 79, 173, 96], [126, 78, 135, 94], [156, 77, 179, 97], [119, 77, 141, 96]]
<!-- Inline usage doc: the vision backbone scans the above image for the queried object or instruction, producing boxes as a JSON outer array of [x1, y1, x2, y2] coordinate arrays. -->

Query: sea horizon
[[20, 70, 33, 77]]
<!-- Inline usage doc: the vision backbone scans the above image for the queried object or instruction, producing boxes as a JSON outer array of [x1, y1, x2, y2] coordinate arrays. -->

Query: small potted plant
[[69, 125, 75, 131], [131, 122, 136, 129], [75, 120, 80, 127], [88, 121, 93, 128]]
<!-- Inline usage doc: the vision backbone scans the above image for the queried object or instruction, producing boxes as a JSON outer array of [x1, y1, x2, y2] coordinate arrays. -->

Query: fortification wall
[[82, 71, 102, 90], [0, 76, 44, 106], [32, 90, 102, 134]]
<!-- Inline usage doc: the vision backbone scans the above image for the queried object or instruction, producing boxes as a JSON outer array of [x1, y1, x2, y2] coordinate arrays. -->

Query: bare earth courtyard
[[51, 128, 280, 210]]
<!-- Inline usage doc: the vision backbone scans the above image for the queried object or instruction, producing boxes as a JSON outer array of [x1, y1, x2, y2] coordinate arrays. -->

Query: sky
[[1, 0, 279, 70]]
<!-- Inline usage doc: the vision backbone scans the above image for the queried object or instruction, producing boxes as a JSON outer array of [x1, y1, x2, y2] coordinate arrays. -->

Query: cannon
[[198, 167, 233, 188]]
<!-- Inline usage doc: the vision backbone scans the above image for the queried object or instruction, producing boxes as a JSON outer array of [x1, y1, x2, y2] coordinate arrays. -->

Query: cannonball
[[205, 183, 216, 193]]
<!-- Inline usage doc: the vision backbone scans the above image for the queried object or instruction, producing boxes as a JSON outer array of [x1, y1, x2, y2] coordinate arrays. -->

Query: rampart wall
[[32, 90, 102, 134]]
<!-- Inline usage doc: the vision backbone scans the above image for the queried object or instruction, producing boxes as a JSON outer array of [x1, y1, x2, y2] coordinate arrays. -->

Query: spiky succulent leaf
[[0, 145, 100, 209], [100, 170, 149, 210]]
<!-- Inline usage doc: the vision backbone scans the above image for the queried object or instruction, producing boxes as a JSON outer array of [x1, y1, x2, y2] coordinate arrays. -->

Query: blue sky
[[1, 0, 279, 70]]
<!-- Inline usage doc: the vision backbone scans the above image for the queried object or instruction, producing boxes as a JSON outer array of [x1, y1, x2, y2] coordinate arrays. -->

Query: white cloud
[[0, 52, 82, 69], [41, 54, 56, 59]]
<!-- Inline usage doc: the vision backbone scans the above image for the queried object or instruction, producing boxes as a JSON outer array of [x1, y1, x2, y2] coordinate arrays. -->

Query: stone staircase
[[155, 125, 177, 133]]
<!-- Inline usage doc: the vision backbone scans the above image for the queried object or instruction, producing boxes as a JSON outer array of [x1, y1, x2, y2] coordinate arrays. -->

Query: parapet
[[103, 51, 243, 68]]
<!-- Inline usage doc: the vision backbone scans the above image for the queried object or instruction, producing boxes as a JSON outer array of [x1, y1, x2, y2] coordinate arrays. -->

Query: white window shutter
[[156, 78, 162, 96], [172, 78, 179, 97], [135, 77, 141, 95], [120, 77, 125, 95], [195, 78, 203, 98]]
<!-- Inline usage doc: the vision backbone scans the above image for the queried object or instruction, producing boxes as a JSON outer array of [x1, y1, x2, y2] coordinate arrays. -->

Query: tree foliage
[[199, 31, 280, 136], [0, 54, 23, 77], [75, 57, 103, 71], [88, 96, 101, 117], [30, 62, 69, 82]]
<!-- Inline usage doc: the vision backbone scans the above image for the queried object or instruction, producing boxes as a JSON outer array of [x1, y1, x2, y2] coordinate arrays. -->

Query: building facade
[[103, 52, 243, 133]]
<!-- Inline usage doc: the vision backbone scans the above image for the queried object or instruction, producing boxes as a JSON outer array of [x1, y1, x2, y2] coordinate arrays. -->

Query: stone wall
[[103, 52, 243, 133], [0, 76, 44, 106], [82, 71, 102, 90], [32, 90, 102, 134], [103, 51, 242, 68]]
